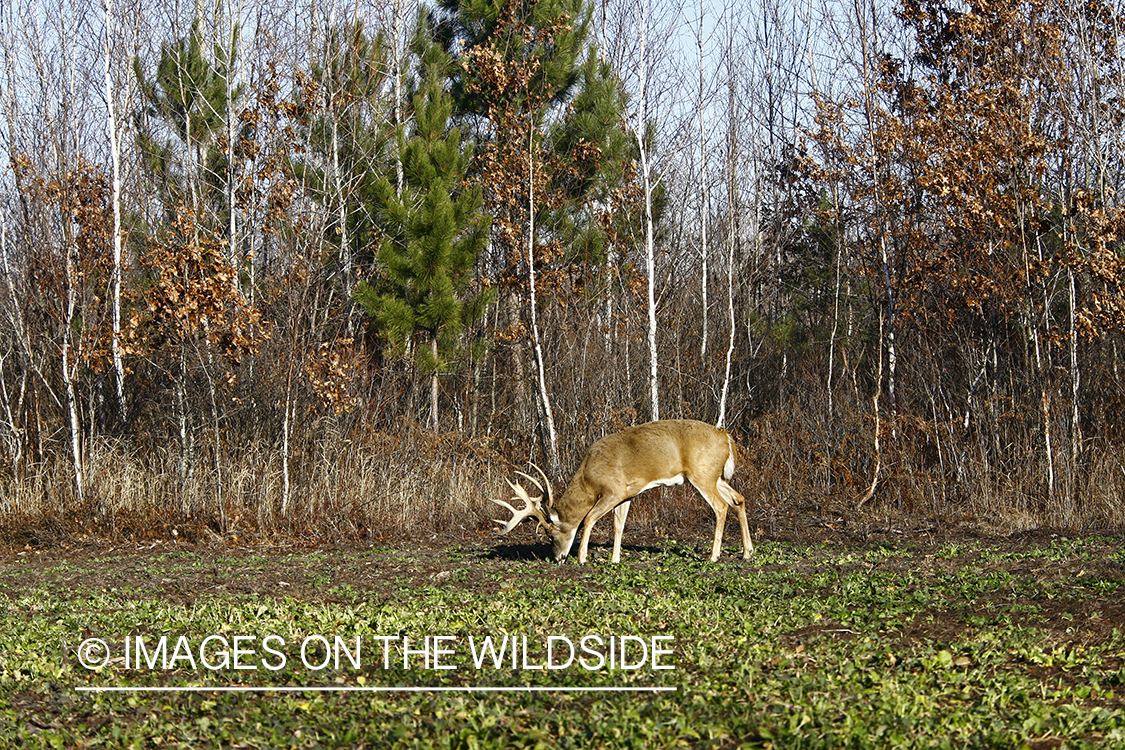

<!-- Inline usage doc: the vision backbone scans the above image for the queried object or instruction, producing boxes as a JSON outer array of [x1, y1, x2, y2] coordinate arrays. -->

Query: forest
[[1, 0, 1124, 542]]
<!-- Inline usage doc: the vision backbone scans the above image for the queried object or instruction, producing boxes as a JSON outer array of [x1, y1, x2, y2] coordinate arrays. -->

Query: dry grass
[[0, 426, 507, 545], [3, 395, 1124, 547]]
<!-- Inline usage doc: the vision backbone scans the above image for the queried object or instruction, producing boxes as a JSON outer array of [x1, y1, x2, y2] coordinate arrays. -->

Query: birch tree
[[104, 0, 128, 422], [635, 0, 659, 421]]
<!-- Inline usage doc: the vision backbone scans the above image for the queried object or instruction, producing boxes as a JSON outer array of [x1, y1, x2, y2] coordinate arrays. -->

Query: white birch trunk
[[697, 2, 708, 361], [430, 337, 440, 429], [717, 192, 736, 429], [281, 366, 293, 516], [62, 232, 84, 503], [393, 0, 406, 198], [1068, 266, 1081, 513], [332, 115, 350, 296], [717, 22, 737, 428], [527, 129, 560, 472], [225, 0, 246, 273], [637, 0, 659, 421], [104, 0, 126, 420]]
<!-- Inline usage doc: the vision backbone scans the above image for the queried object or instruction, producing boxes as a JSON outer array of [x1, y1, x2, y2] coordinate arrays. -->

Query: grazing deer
[[490, 419, 753, 563]]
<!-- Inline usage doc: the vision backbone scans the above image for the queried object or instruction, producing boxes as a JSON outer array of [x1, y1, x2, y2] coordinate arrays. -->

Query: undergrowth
[[2, 537, 1124, 748]]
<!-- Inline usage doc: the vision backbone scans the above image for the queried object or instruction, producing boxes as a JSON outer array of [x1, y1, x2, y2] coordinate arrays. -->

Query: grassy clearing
[[2, 535, 1124, 748]]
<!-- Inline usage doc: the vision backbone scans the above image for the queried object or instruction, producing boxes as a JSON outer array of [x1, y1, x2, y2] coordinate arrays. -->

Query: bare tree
[[527, 125, 561, 471], [716, 12, 738, 429], [635, 0, 660, 421], [103, 0, 128, 422], [696, 0, 710, 362]]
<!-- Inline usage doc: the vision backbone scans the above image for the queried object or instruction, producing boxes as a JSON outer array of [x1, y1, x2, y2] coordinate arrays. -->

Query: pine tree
[[545, 52, 638, 271], [354, 26, 492, 428], [133, 22, 240, 226], [433, 0, 634, 285], [428, 0, 637, 468]]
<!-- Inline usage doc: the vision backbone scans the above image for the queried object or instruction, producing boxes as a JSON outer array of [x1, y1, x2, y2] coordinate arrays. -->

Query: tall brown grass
[[4, 287, 1124, 547], [5, 389, 1122, 550], [0, 425, 508, 545]]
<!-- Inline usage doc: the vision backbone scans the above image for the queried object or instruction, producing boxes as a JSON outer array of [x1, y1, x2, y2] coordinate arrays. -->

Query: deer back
[[554, 419, 733, 523]]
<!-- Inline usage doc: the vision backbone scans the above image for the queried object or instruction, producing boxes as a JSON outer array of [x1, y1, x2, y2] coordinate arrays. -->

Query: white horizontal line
[[76, 685, 677, 694]]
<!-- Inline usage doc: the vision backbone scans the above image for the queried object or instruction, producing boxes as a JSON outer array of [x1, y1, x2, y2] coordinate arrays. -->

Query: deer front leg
[[577, 514, 598, 564], [611, 500, 631, 563], [577, 494, 625, 564]]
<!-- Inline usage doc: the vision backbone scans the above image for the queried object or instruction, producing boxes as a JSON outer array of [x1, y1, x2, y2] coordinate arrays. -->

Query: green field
[[2, 534, 1124, 748]]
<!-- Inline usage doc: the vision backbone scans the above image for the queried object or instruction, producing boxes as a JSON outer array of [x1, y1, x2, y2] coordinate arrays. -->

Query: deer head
[[489, 465, 580, 562], [490, 419, 753, 563]]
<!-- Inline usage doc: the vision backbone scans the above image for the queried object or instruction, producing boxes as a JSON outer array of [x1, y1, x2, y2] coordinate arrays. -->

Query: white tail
[[491, 419, 753, 563]]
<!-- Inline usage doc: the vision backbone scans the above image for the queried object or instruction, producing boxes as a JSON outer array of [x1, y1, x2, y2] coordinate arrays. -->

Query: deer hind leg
[[688, 478, 729, 561], [717, 478, 753, 558]]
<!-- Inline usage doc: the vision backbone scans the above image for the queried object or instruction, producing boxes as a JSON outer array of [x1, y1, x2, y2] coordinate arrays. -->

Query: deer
[[490, 419, 753, 563]]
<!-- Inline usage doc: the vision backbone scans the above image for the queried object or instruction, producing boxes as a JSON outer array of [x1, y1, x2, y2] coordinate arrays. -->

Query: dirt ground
[[2, 510, 1122, 619], [3, 512, 1125, 738]]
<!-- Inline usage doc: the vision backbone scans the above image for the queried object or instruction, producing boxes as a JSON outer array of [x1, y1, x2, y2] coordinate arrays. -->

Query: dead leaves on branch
[[810, 0, 1125, 344], [457, 3, 574, 109], [303, 339, 360, 415], [12, 155, 122, 371], [127, 207, 268, 363], [1061, 190, 1125, 342]]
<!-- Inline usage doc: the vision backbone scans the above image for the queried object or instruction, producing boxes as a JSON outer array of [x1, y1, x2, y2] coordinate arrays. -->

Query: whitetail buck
[[490, 419, 753, 563]]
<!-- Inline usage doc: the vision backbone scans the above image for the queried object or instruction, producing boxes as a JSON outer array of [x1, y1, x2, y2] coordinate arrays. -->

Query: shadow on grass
[[481, 543, 550, 562], [480, 540, 704, 564]]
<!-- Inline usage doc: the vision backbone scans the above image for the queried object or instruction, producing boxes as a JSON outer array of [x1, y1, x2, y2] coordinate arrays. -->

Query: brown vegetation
[[3, 0, 1125, 546]]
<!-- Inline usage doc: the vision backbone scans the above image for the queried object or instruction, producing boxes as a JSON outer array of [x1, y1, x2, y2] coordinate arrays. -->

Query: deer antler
[[519, 464, 554, 510], [490, 464, 553, 534]]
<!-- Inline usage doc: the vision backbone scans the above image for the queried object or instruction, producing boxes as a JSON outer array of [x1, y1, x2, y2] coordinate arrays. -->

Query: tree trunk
[[1068, 266, 1081, 516], [62, 233, 84, 503], [104, 0, 126, 423], [717, 24, 738, 428], [281, 364, 293, 517], [697, 1, 708, 362], [637, 0, 659, 421], [177, 343, 193, 506], [393, 0, 406, 198], [527, 129, 559, 472], [430, 337, 440, 429]]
